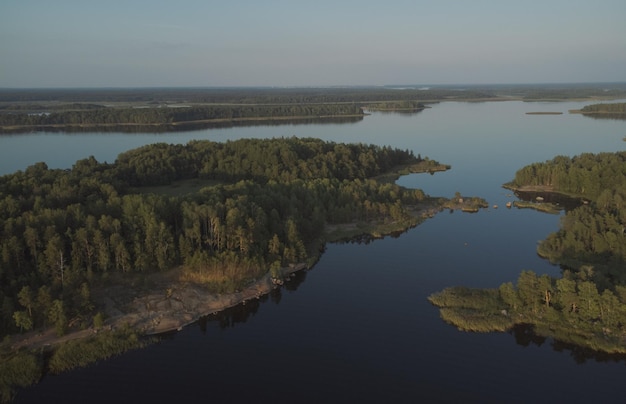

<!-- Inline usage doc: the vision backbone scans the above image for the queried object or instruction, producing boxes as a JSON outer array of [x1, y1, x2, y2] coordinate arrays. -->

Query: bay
[[7, 100, 626, 403]]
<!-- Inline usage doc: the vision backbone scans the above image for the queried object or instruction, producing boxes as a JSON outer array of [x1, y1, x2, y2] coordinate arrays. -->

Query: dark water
[[6, 101, 626, 403]]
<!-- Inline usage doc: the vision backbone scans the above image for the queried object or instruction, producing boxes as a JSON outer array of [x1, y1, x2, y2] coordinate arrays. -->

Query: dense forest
[[0, 137, 448, 339], [0, 87, 492, 104], [505, 151, 626, 200], [430, 151, 626, 353]]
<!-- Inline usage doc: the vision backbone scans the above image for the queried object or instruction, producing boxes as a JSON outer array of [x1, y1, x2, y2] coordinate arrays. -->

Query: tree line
[[429, 269, 626, 354], [0, 104, 364, 128], [579, 102, 626, 114], [0, 87, 496, 104], [506, 151, 626, 200], [0, 137, 437, 337]]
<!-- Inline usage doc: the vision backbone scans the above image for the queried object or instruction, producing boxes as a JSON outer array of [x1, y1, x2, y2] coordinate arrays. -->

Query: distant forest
[[579, 102, 626, 113], [0, 137, 444, 338], [2, 83, 625, 103], [0, 104, 364, 128], [2, 85, 625, 133], [572, 102, 626, 120]]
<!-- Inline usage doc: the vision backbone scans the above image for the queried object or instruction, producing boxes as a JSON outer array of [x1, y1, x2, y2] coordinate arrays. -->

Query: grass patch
[[428, 287, 513, 332], [47, 325, 151, 374], [513, 200, 561, 214], [0, 350, 42, 403], [179, 255, 267, 293]]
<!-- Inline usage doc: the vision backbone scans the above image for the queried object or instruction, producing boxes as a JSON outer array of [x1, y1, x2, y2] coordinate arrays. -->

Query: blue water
[[7, 101, 626, 403]]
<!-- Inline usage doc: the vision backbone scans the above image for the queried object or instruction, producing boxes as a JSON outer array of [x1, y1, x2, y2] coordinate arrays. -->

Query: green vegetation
[[0, 104, 364, 133], [505, 152, 626, 200], [0, 349, 42, 403], [364, 100, 426, 111], [431, 151, 626, 353], [0, 137, 448, 340], [0, 137, 456, 397], [512, 200, 561, 214], [571, 102, 626, 118], [46, 326, 150, 374], [441, 193, 489, 212], [0, 326, 148, 402], [0, 86, 496, 105], [429, 272, 626, 354]]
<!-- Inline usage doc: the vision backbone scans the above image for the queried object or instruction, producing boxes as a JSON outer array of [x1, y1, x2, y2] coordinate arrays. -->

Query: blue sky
[[1, 0, 625, 87]]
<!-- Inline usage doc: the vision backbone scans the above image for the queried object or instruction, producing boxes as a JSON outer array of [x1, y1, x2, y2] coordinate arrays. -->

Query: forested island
[[570, 102, 626, 119], [0, 137, 467, 400], [429, 151, 626, 354], [0, 104, 366, 133]]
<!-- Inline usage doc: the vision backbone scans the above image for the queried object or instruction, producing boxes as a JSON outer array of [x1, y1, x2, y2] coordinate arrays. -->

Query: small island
[[430, 151, 626, 354]]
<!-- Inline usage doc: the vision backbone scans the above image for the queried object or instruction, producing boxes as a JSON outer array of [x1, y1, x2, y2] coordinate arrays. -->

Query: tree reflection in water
[[510, 324, 626, 365]]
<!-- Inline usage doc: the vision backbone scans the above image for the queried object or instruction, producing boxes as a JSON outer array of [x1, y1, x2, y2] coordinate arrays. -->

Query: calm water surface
[[6, 101, 626, 403]]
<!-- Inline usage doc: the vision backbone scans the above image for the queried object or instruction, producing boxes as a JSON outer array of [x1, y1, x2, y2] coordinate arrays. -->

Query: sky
[[1, 0, 625, 88]]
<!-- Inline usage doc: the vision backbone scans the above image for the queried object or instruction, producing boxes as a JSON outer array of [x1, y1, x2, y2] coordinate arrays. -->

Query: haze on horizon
[[1, 0, 625, 88]]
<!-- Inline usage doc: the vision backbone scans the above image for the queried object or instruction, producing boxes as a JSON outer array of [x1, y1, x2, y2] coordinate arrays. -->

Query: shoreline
[[2, 94, 624, 134], [10, 202, 445, 352], [0, 114, 365, 133], [10, 263, 308, 351]]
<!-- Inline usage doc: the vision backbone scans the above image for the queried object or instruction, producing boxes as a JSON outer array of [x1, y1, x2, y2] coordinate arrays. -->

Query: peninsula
[[0, 137, 472, 398]]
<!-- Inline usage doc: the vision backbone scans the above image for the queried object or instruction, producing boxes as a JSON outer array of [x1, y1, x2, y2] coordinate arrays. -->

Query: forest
[[0, 137, 448, 340], [0, 104, 364, 132], [577, 102, 626, 114], [569, 102, 626, 120], [430, 151, 626, 353], [0, 87, 493, 104]]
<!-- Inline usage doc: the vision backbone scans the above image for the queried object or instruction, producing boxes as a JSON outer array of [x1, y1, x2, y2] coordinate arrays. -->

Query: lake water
[[7, 101, 626, 403]]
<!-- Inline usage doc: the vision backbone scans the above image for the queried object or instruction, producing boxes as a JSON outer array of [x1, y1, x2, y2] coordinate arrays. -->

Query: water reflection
[[0, 116, 364, 135], [513, 190, 586, 211], [332, 227, 416, 245], [192, 270, 309, 332], [510, 324, 626, 364], [579, 113, 626, 121]]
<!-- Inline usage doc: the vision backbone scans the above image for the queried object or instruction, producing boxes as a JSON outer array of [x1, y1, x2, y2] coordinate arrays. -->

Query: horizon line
[[1, 81, 626, 91]]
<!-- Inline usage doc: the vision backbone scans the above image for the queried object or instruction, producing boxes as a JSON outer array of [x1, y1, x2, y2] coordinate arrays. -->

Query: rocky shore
[[11, 263, 307, 351]]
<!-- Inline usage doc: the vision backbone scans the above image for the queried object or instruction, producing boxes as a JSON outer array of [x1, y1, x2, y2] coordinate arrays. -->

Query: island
[[429, 151, 626, 354], [569, 102, 626, 120], [0, 137, 482, 399]]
